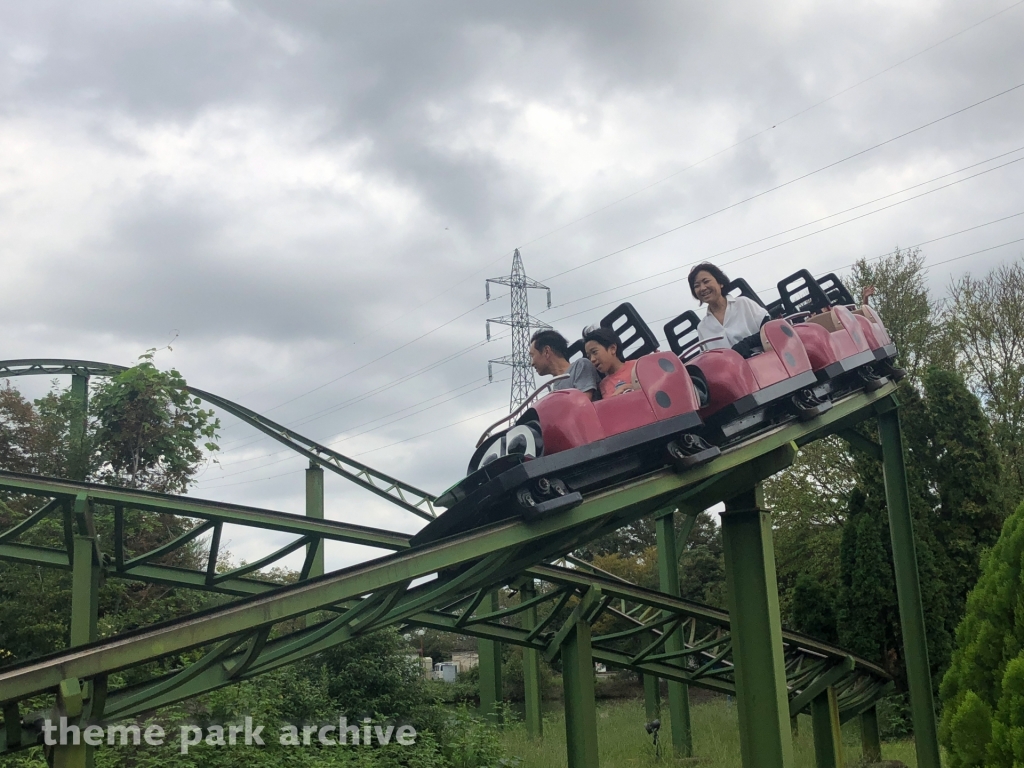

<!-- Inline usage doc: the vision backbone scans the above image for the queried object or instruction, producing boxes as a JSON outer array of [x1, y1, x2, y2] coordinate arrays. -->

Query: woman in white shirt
[[687, 262, 768, 358]]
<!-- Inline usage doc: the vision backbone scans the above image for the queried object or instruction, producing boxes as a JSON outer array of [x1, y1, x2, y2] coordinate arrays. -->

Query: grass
[[498, 697, 934, 767]]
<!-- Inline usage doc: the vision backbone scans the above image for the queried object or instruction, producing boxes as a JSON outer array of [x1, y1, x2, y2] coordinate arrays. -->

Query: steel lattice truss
[[0, 381, 899, 756], [0, 360, 436, 521], [486, 249, 551, 410], [419, 561, 890, 724]]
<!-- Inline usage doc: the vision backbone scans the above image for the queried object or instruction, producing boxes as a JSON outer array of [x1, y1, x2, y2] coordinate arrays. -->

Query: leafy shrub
[[434, 707, 505, 768], [306, 628, 433, 720], [874, 692, 912, 739], [500, 647, 554, 703], [939, 501, 1024, 766]]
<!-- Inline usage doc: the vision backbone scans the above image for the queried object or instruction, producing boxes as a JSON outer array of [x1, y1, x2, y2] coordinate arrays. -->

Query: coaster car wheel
[[880, 361, 907, 381], [791, 388, 832, 421], [517, 477, 580, 520], [857, 367, 888, 392], [667, 433, 720, 470]]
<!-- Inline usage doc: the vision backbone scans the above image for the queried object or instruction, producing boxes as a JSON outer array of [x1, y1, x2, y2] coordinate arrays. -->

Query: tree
[[766, 436, 855, 622], [848, 246, 951, 380], [305, 627, 433, 720], [770, 247, 944, 630], [0, 361, 221, 664], [836, 488, 897, 664], [924, 367, 1005, 610], [832, 372, 1002, 692], [939, 500, 1024, 767], [946, 259, 1024, 500], [90, 354, 220, 493], [791, 571, 839, 645], [677, 511, 727, 607], [576, 507, 727, 609]]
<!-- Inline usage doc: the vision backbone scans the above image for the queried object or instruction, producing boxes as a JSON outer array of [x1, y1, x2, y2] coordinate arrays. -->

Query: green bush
[[501, 647, 554, 703], [305, 628, 434, 721], [422, 677, 477, 706], [939, 500, 1024, 766], [434, 707, 505, 768], [874, 692, 912, 739]]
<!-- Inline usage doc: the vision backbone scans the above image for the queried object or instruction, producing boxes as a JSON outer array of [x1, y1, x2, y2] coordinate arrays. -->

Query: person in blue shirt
[[529, 329, 601, 401]]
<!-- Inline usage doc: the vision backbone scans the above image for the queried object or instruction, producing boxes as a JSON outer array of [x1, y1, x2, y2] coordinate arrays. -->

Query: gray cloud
[[2, 0, 1023, 566]]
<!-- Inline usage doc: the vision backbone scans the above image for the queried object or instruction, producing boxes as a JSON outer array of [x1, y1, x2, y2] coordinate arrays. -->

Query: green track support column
[[305, 462, 325, 579], [478, 591, 503, 722], [720, 487, 794, 768], [70, 535, 100, 648], [656, 508, 692, 757], [561, 611, 599, 768], [52, 679, 86, 768], [861, 705, 882, 763], [878, 408, 941, 768], [55, 532, 99, 768], [69, 374, 89, 482], [643, 669, 661, 722], [520, 580, 543, 739], [810, 686, 843, 768]]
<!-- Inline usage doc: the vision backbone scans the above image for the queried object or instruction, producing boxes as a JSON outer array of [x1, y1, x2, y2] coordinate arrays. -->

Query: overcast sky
[[2, 1, 1022, 571]]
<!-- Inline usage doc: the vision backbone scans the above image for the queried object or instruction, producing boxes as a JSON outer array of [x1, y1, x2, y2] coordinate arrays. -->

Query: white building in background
[[451, 650, 479, 673], [432, 662, 459, 683]]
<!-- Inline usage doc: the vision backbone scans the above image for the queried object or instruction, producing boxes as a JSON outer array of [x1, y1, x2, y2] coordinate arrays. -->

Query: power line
[[208, 238, 1024, 489], [545, 218, 1024, 328], [215, 329, 513, 455], [207, 232, 1024, 489], [744, 236, 1024, 300], [211, 375, 493, 470], [512, 0, 1024, 255], [201, 394, 511, 489], [215, 5, 1022, 420], [203, 377, 508, 485], [216, 329, 503, 446], [212, 11, 1024, 429], [537, 80, 1024, 285], [216, 145, 1022, 460], [545, 148, 1024, 313], [251, 301, 494, 416], [215, 122, 1024, 459], [626, 236, 1024, 343], [903, 238, 1024, 271], [216, 376, 496, 475], [351, 404, 509, 458]]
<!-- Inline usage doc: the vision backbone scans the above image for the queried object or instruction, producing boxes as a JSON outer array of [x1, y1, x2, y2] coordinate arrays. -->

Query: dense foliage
[[0, 364, 512, 767], [4, 253, 1024, 760], [939, 501, 1024, 767], [0, 360, 221, 662], [574, 251, 1022, 736], [90, 356, 220, 493]]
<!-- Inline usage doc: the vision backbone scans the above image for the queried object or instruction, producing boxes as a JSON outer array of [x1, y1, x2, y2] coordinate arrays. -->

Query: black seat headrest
[[663, 310, 702, 356], [817, 273, 855, 306], [724, 277, 766, 308], [777, 269, 832, 316], [591, 302, 660, 361]]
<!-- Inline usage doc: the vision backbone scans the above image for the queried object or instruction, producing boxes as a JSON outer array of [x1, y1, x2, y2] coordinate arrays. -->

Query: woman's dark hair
[[530, 329, 570, 360], [583, 327, 625, 362], [687, 262, 730, 300]]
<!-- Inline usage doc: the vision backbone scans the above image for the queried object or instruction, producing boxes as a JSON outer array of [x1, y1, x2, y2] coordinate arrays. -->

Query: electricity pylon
[[486, 249, 551, 411]]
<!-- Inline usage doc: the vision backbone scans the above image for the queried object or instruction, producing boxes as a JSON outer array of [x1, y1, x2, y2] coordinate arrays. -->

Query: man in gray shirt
[[529, 329, 602, 401]]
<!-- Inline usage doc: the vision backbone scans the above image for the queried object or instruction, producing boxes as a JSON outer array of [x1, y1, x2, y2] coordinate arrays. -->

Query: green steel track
[[0, 359, 437, 520], [0, 357, 904, 756]]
